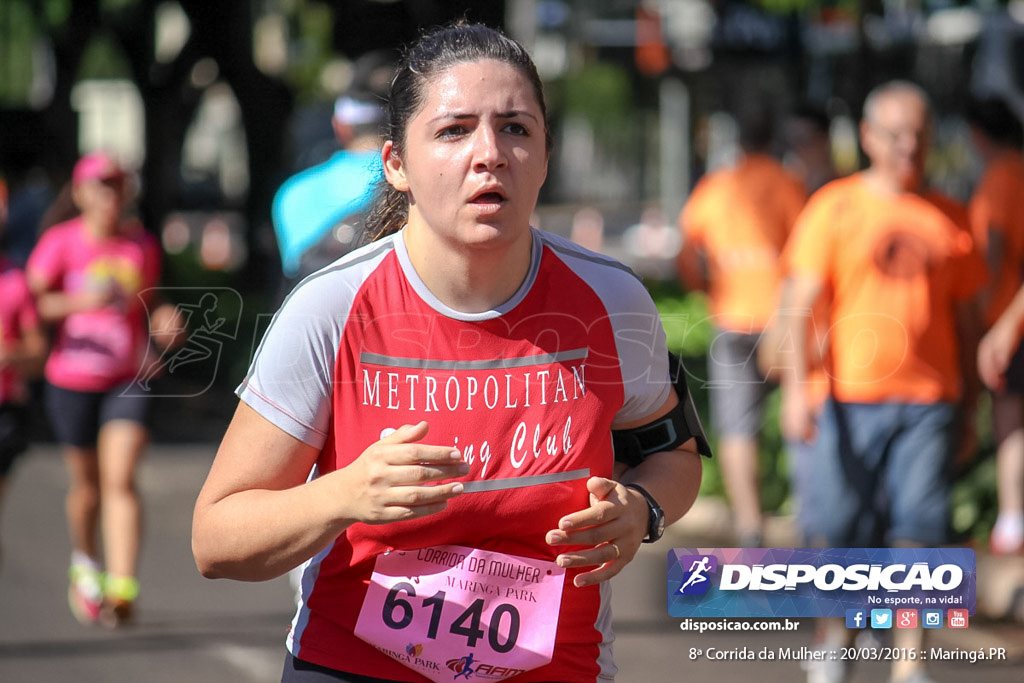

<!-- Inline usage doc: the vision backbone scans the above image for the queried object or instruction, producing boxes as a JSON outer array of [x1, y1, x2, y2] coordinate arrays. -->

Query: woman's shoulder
[[37, 216, 83, 242], [28, 218, 83, 265], [535, 228, 654, 310], [536, 228, 640, 281], [282, 235, 399, 306]]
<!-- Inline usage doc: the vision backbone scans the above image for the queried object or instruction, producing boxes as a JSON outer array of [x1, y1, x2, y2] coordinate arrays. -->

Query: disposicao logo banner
[[667, 548, 975, 618]]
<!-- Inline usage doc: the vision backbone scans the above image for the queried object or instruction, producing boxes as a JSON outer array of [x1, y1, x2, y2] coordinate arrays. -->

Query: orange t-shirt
[[786, 174, 985, 403], [681, 154, 806, 332], [969, 152, 1024, 326]]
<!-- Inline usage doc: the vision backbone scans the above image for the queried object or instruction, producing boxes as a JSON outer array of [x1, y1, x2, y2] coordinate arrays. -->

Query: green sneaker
[[68, 564, 104, 625], [100, 574, 139, 628]]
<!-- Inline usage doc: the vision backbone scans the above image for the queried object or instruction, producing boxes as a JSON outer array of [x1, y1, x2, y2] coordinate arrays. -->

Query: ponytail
[[362, 181, 408, 243]]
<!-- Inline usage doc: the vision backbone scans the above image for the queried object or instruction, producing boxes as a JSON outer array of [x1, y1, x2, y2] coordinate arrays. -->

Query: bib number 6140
[[383, 581, 520, 653]]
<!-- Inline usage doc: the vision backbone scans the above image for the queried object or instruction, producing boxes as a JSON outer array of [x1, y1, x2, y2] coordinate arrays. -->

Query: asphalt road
[[1, 442, 1022, 683]]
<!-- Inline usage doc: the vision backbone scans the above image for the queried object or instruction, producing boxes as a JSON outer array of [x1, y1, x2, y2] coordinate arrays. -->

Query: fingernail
[[550, 532, 565, 543], [559, 520, 573, 530], [556, 555, 570, 567], [451, 483, 464, 494], [450, 450, 462, 460], [457, 463, 470, 475]]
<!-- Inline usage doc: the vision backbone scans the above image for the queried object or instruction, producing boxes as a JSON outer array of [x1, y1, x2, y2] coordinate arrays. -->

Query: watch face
[[652, 509, 666, 540], [627, 484, 665, 543]]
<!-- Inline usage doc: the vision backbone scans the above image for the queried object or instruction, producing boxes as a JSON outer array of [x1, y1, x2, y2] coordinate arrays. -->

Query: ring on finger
[[611, 542, 620, 560]]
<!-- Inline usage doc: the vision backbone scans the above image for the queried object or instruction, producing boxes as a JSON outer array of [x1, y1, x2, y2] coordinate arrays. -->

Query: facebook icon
[[845, 609, 866, 629]]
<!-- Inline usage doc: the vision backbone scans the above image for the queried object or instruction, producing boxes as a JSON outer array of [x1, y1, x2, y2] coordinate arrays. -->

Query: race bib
[[354, 544, 565, 682]]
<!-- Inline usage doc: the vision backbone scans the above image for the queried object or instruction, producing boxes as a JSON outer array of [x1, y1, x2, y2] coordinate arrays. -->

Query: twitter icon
[[871, 609, 892, 629]]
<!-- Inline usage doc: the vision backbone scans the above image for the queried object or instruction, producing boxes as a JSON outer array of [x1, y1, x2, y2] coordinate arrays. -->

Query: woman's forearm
[[619, 445, 703, 527], [192, 471, 357, 582]]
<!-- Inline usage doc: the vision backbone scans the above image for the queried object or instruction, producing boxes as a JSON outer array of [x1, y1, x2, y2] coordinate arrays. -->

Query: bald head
[[860, 81, 932, 192]]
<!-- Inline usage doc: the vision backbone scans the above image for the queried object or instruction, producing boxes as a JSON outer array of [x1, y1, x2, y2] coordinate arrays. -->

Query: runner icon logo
[[677, 555, 718, 595], [444, 656, 525, 680]]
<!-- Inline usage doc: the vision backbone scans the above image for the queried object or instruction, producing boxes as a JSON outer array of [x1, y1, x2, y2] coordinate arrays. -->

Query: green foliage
[[101, 0, 137, 11], [43, 0, 72, 27], [753, 0, 860, 15], [756, 0, 814, 13], [0, 0, 136, 105], [0, 0, 38, 106], [78, 31, 132, 80], [284, 1, 338, 103], [952, 454, 998, 543], [649, 280, 714, 358], [561, 63, 633, 140], [951, 393, 999, 544], [161, 248, 271, 387]]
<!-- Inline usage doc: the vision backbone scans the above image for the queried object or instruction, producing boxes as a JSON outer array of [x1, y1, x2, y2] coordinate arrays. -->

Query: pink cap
[[72, 152, 126, 186]]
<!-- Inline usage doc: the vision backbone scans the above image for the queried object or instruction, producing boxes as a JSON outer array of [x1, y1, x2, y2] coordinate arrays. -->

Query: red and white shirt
[[240, 228, 673, 682]]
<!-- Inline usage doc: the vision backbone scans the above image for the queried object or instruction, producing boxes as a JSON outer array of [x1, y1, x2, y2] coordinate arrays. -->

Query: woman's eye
[[438, 125, 467, 138], [504, 122, 528, 136]]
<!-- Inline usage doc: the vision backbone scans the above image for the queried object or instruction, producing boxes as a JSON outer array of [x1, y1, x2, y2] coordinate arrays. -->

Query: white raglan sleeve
[[604, 274, 673, 427], [540, 231, 673, 426], [236, 273, 349, 449]]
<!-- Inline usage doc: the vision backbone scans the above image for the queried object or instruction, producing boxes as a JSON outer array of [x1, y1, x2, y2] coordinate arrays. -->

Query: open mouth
[[470, 190, 506, 204]]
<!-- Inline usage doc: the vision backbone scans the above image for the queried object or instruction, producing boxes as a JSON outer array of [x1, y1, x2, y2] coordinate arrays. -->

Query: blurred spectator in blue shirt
[[271, 93, 384, 288]]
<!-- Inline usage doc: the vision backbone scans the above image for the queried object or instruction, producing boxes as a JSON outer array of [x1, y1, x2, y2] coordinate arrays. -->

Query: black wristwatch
[[625, 484, 665, 543]]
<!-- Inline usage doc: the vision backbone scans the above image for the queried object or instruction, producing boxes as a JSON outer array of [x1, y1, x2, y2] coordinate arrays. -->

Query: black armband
[[612, 352, 712, 467]]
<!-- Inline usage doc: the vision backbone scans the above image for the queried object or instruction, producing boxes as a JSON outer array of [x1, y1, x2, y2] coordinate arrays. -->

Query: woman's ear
[[381, 140, 409, 192]]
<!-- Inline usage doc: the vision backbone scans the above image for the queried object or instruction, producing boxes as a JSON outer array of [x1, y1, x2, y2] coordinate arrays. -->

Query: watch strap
[[624, 483, 664, 543]]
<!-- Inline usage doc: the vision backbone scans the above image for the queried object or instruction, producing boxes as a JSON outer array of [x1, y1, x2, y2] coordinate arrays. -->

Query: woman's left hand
[[544, 476, 648, 588]]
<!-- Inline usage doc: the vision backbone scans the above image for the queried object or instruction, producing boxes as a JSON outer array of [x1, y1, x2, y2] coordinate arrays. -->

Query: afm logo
[[444, 654, 525, 680], [677, 555, 718, 595]]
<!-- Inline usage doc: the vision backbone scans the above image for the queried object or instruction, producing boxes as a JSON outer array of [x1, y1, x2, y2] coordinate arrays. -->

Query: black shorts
[[280, 654, 561, 683], [0, 404, 29, 477], [44, 382, 151, 448], [281, 654, 403, 683]]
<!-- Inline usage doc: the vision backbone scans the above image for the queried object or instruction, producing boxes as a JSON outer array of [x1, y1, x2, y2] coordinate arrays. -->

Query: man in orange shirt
[[779, 81, 985, 683], [966, 94, 1024, 555], [677, 107, 806, 547]]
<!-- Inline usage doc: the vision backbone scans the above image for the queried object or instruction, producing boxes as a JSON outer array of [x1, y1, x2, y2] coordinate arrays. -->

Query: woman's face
[[74, 176, 127, 231], [383, 59, 548, 250]]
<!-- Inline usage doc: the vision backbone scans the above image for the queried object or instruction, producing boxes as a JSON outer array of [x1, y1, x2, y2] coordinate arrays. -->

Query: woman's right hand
[[338, 421, 467, 525], [74, 285, 120, 312]]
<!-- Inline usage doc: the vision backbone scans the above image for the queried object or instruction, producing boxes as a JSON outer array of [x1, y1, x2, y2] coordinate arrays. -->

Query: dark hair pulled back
[[363, 22, 551, 242]]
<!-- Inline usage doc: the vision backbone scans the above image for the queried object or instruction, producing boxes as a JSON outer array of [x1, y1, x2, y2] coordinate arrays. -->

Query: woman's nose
[[472, 126, 506, 171]]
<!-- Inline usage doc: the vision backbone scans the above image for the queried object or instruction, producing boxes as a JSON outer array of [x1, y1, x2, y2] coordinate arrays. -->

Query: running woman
[[193, 23, 708, 683], [27, 152, 162, 627]]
